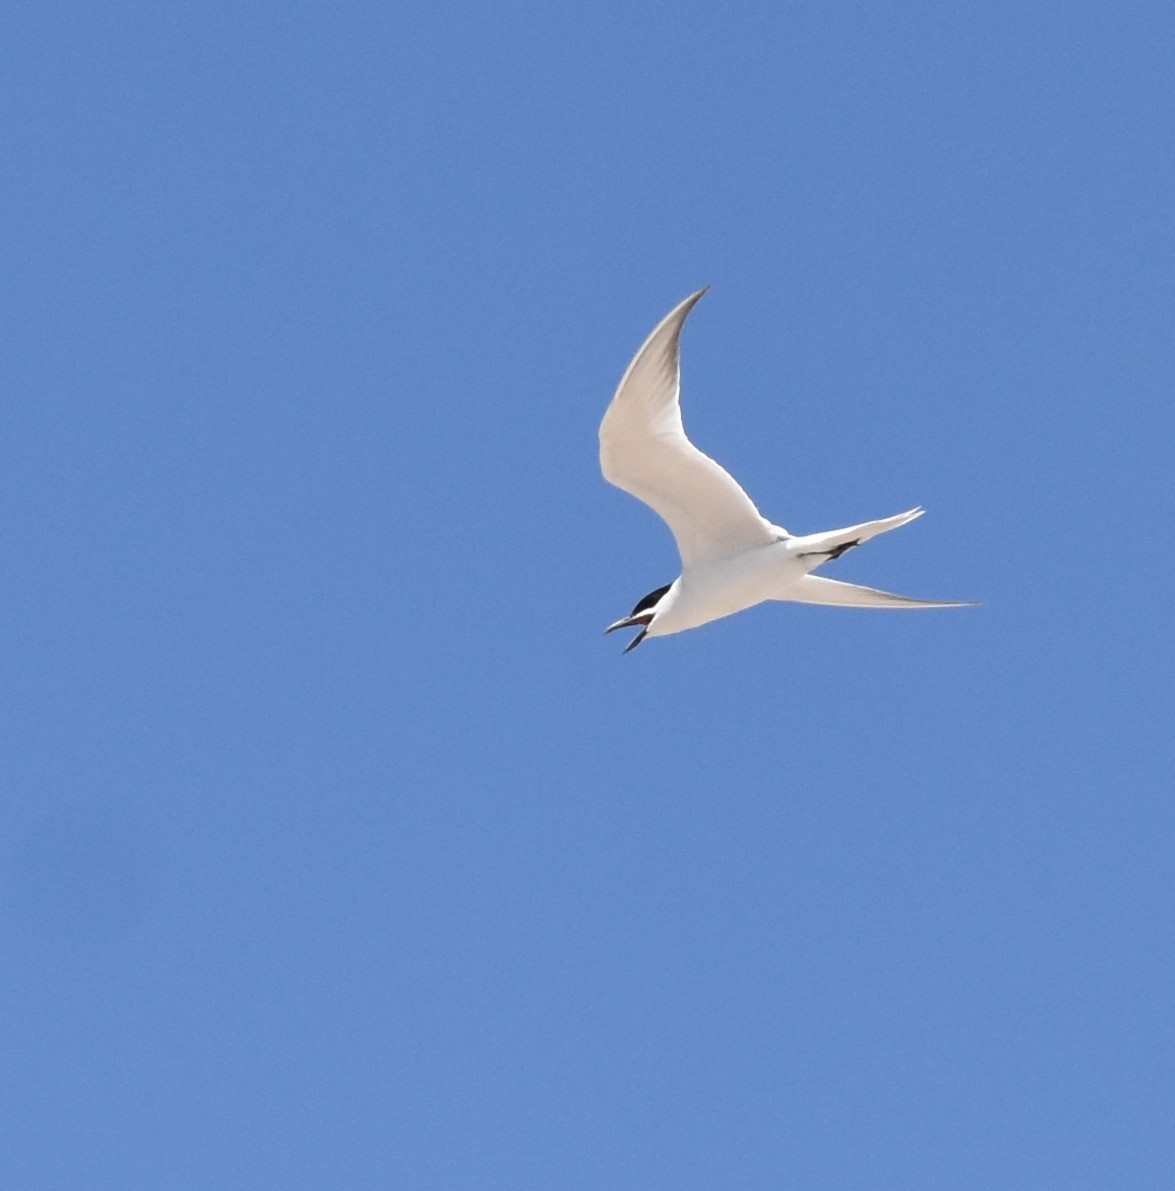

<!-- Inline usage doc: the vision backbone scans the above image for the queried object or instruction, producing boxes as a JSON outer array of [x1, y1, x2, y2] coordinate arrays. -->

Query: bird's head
[[605, 581, 674, 654]]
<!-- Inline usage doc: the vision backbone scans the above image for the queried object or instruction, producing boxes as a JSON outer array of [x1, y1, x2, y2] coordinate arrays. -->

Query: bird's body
[[600, 289, 973, 652]]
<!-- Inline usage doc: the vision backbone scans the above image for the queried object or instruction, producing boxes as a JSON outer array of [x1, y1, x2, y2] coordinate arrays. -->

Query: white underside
[[645, 509, 970, 638]]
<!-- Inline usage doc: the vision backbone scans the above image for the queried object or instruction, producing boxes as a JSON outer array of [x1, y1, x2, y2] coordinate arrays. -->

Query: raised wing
[[599, 289, 781, 568]]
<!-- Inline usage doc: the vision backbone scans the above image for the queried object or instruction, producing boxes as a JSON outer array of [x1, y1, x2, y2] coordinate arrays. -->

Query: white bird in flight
[[600, 288, 974, 653]]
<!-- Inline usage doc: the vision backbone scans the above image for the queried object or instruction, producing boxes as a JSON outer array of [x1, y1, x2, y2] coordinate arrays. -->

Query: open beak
[[605, 613, 649, 635], [604, 613, 652, 653]]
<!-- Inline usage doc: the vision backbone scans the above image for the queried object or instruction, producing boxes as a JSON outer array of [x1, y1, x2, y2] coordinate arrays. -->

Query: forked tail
[[783, 507, 976, 605], [787, 574, 977, 609]]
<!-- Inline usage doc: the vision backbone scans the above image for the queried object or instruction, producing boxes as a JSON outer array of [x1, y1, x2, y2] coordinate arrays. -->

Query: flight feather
[[599, 288, 781, 568]]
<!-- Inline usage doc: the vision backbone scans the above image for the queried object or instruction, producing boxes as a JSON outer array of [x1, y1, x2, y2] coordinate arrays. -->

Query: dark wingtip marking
[[799, 539, 862, 561], [826, 539, 861, 561]]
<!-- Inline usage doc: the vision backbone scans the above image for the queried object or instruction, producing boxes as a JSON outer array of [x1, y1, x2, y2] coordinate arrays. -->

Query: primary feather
[[599, 288, 783, 568]]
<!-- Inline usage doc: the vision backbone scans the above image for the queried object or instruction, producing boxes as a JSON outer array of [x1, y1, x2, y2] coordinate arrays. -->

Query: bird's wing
[[599, 289, 781, 569], [786, 574, 978, 609]]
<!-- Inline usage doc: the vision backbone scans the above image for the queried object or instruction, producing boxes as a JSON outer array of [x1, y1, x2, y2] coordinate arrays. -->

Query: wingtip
[[674, 286, 710, 316]]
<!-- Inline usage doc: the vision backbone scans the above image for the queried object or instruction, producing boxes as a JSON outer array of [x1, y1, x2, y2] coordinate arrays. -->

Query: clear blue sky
[[3, 3, 1173, 1187]]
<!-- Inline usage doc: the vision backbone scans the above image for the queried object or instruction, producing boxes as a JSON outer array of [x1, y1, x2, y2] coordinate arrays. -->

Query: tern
[[601, 288, 974, 653]]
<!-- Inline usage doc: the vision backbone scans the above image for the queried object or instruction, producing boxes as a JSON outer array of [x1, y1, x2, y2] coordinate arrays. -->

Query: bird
[[600, 288, 975, 653]]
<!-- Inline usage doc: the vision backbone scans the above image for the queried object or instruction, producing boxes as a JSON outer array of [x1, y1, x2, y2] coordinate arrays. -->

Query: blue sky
[[3, 2, 1173, 1187]]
